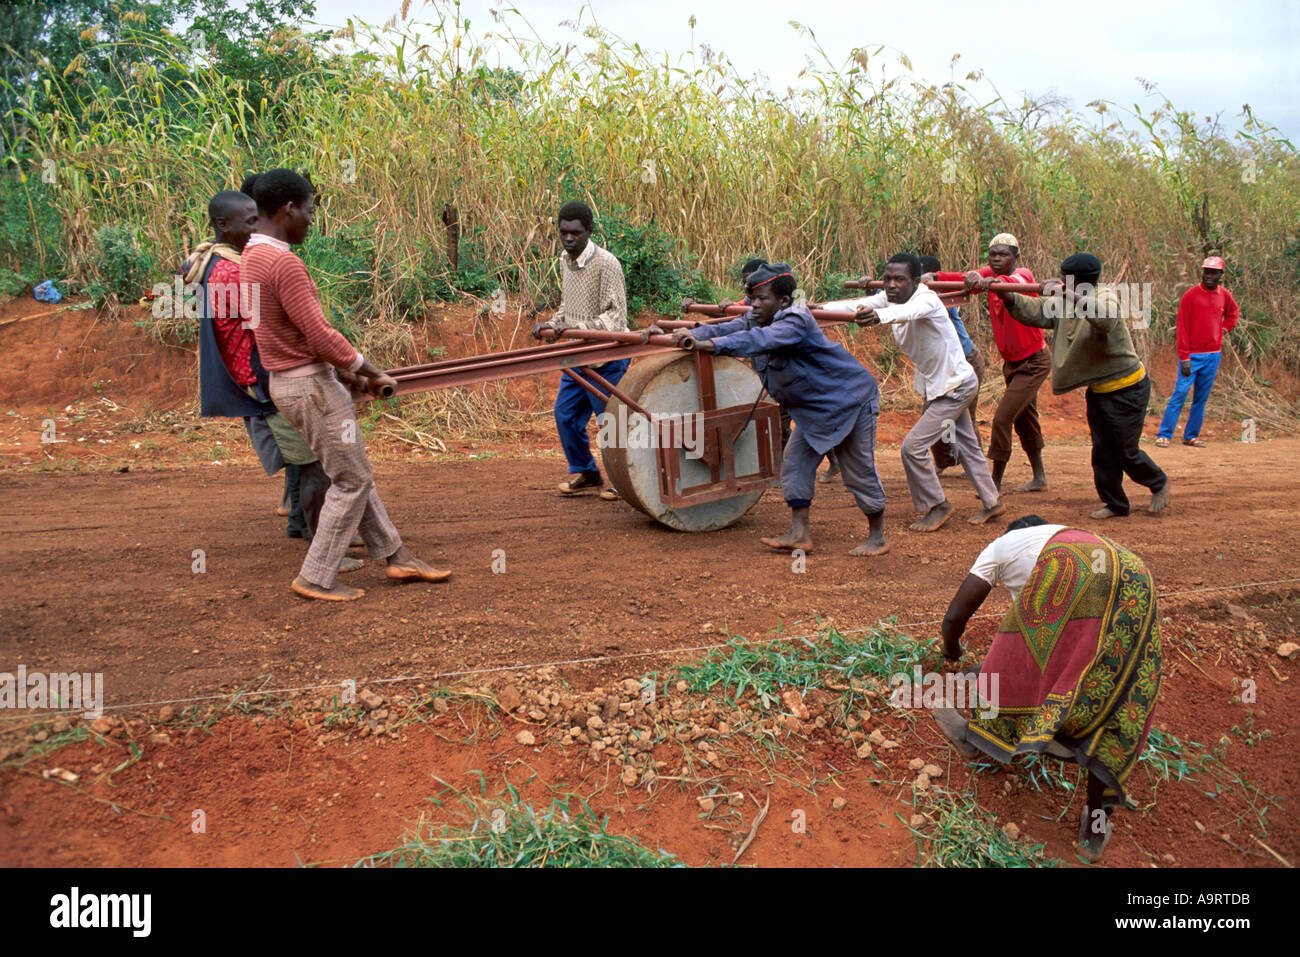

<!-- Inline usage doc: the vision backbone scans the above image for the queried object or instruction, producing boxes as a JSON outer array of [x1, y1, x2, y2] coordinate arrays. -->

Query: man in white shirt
[[824, 253, 1003, 531]]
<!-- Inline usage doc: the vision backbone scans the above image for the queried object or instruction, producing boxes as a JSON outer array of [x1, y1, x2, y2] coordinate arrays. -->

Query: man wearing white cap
[[926, 234, 1050, 493], [1156, 256, 1239, 447]]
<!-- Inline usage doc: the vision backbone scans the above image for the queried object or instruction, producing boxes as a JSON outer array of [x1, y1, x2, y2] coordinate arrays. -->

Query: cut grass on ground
[[361, 796, 684, 868], [905, 789, 1062, 868], [674, 622, 935, 716]]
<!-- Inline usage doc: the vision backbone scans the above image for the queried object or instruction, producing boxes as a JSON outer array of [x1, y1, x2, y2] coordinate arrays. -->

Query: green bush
[[0, 268, 27, 297], [595, 207, 719, 320], [85, 225, 155, 307], [0, 175, 66, 283]]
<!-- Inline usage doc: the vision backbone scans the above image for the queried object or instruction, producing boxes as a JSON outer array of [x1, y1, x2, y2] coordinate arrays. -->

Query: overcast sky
[[302, 0, 1300, 140]]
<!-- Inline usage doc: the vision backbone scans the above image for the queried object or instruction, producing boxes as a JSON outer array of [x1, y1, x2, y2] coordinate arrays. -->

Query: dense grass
[[362, 796, 684, 868], [675, 622, 935, 716], [5, 3, 1299, 390]]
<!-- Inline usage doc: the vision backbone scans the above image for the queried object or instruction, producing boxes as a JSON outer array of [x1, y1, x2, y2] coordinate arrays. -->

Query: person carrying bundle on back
[[186, 187, 346, 567], [649, 262, 888, 557]]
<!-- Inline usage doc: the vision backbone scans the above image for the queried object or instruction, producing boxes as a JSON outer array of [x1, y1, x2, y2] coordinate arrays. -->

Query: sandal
[[1154, 437, 1169, 448], [599, 487, 620, 501], [1077, 804, 1114, 863], [1182, 438, 1205, 447], [933, 706, 979, 757]]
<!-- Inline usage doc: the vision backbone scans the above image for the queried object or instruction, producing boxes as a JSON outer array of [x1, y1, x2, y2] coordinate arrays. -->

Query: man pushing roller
[[241, 168, 451, 601], [651, 262, 889, 556], [824, 254, 1005, 532]]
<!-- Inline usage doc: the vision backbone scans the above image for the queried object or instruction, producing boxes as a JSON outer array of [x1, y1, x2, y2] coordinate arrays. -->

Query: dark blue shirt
[[691, 304, 879, 455]]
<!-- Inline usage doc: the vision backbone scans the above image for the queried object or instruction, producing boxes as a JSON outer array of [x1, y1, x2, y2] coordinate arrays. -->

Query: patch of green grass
[[1139, 727, 1281, 836], [1230, 712, 1273, 747], [1139, 727, 1199, 783], [362, 796, 684, 868], [971, 752, 1080, 794], [675, 622, 935, 713], [905, 789, 1061, 868]]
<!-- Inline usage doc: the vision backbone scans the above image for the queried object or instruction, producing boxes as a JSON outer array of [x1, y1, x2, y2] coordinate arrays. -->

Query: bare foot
[[968, 500, 1006, 525], [386, 559, 452, 583], [292, 576, 365, 601], [1090, 506, 1123, 519], [338, 556, 364, 573], [817, 465, 840, 484], [1147, 485, 1170, 514], [761, 531, 812, 552], [909, 501, 954, 532], [385, 545, 452, 582], [849, 532, 890, 556], [1015, 477, 1048, 492]]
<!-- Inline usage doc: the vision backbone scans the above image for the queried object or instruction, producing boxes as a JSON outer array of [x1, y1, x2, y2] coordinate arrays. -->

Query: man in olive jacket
[[994, 253, 1169, 519]]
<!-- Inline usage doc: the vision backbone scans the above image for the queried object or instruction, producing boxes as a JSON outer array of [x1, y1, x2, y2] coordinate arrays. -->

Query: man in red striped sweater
[[242, 168, 450, 601]]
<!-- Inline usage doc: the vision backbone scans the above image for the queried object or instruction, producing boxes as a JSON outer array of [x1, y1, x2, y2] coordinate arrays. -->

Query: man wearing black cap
[[658, 262, 889, 556], [994, 254, 1169, 518]]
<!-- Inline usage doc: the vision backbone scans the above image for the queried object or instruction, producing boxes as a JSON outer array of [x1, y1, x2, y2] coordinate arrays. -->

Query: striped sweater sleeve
[[274, 255, 360, 369]]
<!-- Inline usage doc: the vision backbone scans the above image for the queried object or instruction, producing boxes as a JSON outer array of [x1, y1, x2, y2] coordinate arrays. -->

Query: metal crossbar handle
[[843, 279, 1045, 294]]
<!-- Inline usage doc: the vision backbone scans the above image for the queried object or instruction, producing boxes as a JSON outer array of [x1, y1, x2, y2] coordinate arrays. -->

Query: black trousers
[[285, 462, 331, 539], [1085, 376, 1167, 515]]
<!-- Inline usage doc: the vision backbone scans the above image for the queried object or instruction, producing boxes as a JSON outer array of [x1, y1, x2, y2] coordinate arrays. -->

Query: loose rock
[[514, 730, 536, 746], [498, 686, 522, 712], [1002, 822, 1020, 841], [831, 797, 847, 811]]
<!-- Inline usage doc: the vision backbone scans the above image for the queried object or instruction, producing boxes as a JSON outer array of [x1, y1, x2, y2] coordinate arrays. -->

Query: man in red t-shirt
[[1156, 256, 1239, 447], [926, 233, 1050, 493]]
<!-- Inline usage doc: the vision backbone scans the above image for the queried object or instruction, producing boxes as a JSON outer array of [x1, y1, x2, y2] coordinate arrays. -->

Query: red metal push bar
[[379, 292, 985, 398], [844, 279, 1045, 294]]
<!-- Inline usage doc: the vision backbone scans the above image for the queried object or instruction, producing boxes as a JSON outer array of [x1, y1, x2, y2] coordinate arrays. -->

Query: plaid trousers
[[269, 369, 402, 588]]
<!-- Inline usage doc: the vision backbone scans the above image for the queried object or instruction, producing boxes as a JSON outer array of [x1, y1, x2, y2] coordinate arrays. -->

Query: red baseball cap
[[1201, 256, 1226, 271]]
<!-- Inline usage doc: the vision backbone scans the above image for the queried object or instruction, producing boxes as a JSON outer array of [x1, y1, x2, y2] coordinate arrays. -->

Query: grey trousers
[[270, 369, 402, 588], [782, 401, 885, 516], [901, 375, 999, 512]]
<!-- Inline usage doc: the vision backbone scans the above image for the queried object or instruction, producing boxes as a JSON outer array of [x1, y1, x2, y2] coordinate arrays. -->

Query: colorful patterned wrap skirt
[[968, 528, 1162, 808]]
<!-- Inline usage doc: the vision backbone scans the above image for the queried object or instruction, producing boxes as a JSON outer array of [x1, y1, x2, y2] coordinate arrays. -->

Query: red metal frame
[[379, 299, 947, 509]]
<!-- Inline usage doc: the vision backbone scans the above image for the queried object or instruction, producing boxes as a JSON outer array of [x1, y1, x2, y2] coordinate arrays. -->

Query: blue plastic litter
[[33, 280, 63, 304]]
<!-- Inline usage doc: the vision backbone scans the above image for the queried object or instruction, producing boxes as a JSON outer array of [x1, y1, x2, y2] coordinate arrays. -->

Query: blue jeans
[[1157, 351, 1221, 441], [554, 359, 630, 473]]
